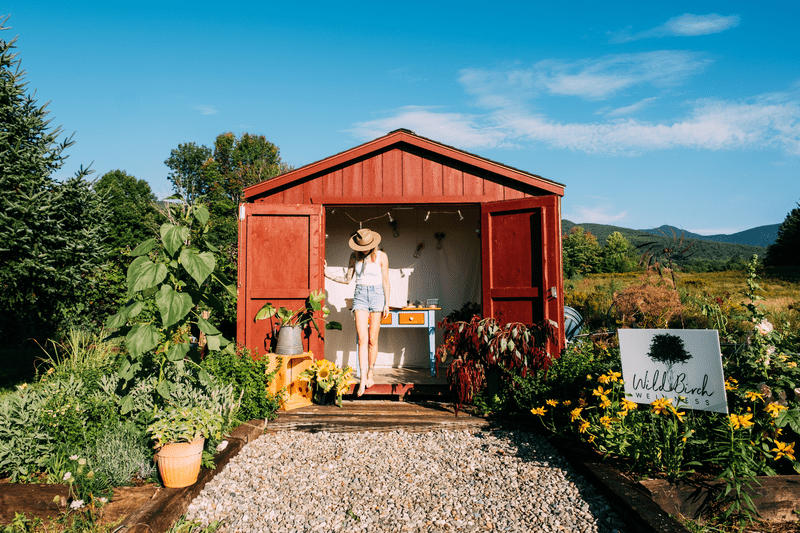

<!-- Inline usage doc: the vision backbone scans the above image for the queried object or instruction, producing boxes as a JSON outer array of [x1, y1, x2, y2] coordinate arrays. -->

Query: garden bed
[[549, 432, 800, 532], [0, 419, 265, 531]]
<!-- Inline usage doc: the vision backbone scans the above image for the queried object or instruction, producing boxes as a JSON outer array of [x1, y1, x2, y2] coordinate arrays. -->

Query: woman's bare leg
[[354, 309, 370, 396], [366, 312, 381, 388]]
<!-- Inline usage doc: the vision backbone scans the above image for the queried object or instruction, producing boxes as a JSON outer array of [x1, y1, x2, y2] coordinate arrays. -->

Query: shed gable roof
[[244, 129, 564, 202]]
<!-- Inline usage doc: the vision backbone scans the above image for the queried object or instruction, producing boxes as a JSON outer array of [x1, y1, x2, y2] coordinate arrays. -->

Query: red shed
[[238, 129, 565, 377]]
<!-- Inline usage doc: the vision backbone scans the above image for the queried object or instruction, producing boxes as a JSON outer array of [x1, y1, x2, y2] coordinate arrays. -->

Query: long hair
[[356, 248, 377, 262]]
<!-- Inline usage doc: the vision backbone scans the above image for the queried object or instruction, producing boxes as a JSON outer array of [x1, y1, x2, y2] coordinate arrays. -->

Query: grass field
[[565, 268, 800, 339]]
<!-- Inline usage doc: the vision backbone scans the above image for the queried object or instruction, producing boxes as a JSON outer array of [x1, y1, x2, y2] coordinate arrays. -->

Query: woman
[[324, 228, 390, 396]]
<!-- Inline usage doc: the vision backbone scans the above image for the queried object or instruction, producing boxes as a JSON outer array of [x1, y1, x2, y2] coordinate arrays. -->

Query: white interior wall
[[323, 205, 481, 369]]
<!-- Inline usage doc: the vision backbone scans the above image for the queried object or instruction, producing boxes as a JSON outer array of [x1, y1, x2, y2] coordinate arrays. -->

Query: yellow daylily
[[545, 399, 559, 407], [530, 407, 547, 416], [570, 407, 583, 422]]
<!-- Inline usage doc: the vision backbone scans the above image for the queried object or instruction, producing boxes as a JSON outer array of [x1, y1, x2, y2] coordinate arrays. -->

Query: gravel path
[[186, 429, 628, 533]]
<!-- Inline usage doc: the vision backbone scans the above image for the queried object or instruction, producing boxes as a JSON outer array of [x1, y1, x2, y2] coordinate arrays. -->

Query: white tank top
[[355, 258, 382, 286]]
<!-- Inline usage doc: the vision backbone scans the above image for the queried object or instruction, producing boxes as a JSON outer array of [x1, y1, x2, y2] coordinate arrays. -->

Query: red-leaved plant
[[436, 315, 558, 415]]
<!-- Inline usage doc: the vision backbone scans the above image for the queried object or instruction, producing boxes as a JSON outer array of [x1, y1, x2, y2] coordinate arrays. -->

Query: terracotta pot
[[156, 437, 204, 488]]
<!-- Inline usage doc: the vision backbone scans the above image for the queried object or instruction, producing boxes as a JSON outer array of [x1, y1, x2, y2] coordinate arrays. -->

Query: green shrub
[[201, 345, 280, 423], [94, 421, 155, 486]]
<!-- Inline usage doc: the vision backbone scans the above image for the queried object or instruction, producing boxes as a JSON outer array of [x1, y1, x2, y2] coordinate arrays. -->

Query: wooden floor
[[347, 367, 449, 397], [265, 400, 487, 434]]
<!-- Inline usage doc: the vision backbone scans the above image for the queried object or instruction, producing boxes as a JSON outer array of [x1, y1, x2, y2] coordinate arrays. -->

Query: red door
[[481, 196, 564, 354], [237, 203, 326, 358]]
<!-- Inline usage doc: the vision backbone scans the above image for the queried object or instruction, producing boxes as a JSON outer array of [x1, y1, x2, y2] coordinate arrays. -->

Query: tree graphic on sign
[[647, 333, 692, 376]]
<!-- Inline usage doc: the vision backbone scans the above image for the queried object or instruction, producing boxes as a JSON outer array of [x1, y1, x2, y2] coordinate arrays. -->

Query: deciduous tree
[[562, 226, 601, 278], [94, 169, 159, 250]]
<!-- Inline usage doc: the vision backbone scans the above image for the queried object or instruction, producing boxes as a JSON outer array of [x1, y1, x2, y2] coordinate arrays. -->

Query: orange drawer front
[[398, 312, 425, 325], [381, 315, 392, 324]]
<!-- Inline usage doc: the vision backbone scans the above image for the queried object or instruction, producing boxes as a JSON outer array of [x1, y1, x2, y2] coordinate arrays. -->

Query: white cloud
[[351, 94, 800, 156], [688, 227, 748, 236], [348, 106, 511, 149], [460, 51, 710, 101], [604, 97, 659, 117], [564, 204, 628, 225], [192, 105, 218, 115], [495, 94, 800, 154], [611, 13, 740, 43]]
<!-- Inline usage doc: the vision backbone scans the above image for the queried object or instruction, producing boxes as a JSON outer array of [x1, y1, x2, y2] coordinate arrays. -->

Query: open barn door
[[237, 203, 326, 358], [481, 196, 564, 355]]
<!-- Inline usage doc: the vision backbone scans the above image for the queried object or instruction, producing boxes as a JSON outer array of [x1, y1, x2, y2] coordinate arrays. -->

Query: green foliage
[[0, 385, 51, 481], [599, 231, 637, 273], [94, 170, 159, 251], [165, 142, 213, 205], [765, 201, 800, 268], [107, 200, 237, 413], [147, 406, 224, 448], [562, 226, 601, 278], [254, 289, 342, 333], [0, 19, 109, 343], [94, 421, 156, 485], [201, 346, 281, 423], [562, 220, 768, 272]]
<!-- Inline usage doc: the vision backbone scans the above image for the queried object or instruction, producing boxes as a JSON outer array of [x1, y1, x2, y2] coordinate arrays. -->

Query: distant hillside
[[562, 220, 768, 266], [642, 224, 780, 248]]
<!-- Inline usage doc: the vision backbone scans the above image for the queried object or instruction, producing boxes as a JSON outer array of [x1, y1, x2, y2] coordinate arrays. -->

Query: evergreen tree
[[0, 18, 108, 342], [765, 202, 800, 268]]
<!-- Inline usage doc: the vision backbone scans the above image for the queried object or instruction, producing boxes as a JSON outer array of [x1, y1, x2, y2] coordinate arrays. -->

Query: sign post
[[619, 329, 728, 414]]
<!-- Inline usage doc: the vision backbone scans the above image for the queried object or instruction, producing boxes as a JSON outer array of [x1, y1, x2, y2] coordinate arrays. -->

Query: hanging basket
[[156, 437, 205, 488], [275, 325, 304, 355]]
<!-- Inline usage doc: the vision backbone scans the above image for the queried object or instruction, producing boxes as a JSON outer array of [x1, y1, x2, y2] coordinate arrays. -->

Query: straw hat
[[348, 228, 381, 251]]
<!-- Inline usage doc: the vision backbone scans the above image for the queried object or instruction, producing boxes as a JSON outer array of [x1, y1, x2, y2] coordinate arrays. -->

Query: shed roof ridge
[[243, 129, 564, 200]]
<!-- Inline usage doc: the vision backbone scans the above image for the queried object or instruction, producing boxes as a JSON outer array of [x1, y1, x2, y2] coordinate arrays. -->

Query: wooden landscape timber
[[5, 402, 800, 532]]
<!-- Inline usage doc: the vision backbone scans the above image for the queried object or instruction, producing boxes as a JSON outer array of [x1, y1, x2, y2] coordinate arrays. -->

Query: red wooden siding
[[253, 145, 558, 206], [481, 196, 565, 355], [237, 204, 326, 358]]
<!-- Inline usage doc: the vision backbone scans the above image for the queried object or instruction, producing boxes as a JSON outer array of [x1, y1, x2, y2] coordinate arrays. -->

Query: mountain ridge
[[561, 220, 774, 266]]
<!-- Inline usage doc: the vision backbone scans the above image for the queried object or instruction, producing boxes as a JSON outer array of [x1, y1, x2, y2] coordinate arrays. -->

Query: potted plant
[[147, 406, 224, 488], [254, 289, 342, 355], [299, 359, 356, 407]]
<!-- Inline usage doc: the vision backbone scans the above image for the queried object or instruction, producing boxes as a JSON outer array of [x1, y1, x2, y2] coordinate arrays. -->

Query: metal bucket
[[275, 325, 304, 355]]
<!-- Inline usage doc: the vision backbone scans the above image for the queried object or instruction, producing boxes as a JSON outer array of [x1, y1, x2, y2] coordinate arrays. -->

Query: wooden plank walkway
[[264, 400, 488, 434]]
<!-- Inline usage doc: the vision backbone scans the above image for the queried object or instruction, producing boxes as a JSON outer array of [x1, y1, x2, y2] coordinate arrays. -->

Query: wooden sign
[[619, 329, 728, 414]]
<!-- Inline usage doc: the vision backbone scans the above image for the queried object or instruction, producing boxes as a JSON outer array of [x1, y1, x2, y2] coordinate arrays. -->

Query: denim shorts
[[352, 285, 385, 313]]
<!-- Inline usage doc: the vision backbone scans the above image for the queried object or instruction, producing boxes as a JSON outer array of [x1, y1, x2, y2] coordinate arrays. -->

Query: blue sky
[[5, 1, 799, 235]]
